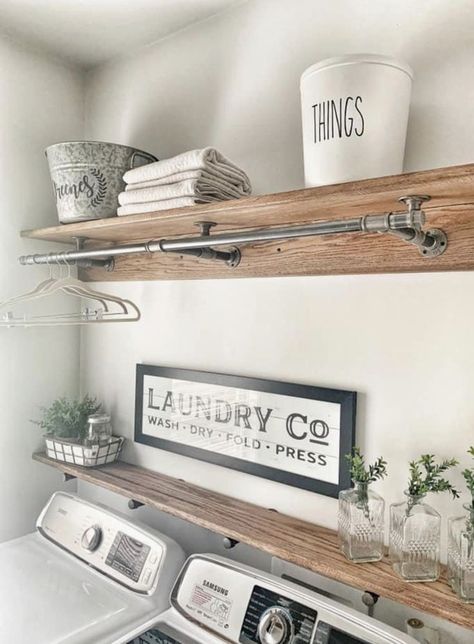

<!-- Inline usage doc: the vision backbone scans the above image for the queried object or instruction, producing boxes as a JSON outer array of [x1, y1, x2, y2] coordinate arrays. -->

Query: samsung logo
[[203, 579, 229, 596]]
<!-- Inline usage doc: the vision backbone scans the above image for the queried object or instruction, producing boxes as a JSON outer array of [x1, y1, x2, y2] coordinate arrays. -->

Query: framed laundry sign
[[134, 365, 356, 498]]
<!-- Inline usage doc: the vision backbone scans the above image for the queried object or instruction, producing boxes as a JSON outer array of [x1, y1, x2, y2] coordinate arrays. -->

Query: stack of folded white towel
[[118, 147, 252, 216]]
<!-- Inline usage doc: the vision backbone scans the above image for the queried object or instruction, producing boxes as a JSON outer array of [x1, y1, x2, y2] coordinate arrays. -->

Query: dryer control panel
[[37, 492, 164, 593]]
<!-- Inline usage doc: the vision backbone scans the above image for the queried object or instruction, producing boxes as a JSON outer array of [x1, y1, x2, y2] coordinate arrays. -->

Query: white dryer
[[137, 554, 419, 644], [0, 491, 185, 644]]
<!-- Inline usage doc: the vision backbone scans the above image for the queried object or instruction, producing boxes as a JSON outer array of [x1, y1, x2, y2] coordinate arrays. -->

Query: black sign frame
[[134, 364, 356, 498]]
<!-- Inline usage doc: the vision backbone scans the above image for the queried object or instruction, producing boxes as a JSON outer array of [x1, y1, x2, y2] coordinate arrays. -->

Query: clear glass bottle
[[389, 491, 440, 582], [338, 482, 385, 563], [447, 503, 474, 603], [86, 413, 112, 446]]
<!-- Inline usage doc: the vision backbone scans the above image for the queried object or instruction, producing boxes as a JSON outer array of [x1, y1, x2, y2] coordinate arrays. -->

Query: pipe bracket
[[376, 195, 447, 258], [222, 537, 239, 549], [72, 236, 115, 271], [128, 499, 144, 510]]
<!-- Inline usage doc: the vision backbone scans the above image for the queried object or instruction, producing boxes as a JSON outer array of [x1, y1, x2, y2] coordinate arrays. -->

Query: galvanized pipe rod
[[158, 217, 363, 252], [18, 210, 432, 266], [19, 242, 150, 265]]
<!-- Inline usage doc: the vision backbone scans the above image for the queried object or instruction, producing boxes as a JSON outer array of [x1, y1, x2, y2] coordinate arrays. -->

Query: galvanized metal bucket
[[46, 141, 157, 224]]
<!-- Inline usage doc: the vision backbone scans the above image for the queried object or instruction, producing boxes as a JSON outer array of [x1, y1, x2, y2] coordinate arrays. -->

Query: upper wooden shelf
[[22, 163, 474, 281], [34, 452, 473, 630]]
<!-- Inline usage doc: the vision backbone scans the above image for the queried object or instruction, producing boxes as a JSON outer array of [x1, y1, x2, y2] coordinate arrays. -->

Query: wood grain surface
[[33, 452, 474, 629], [20, 163, 474, 281], [22, 163, 474, 243], [77, 204, 473, 281]]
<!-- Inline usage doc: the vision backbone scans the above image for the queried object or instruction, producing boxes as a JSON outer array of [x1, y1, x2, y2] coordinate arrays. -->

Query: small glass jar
[[338, 482, 385, 563], [86, 413, 112, 446], [447, 503, 474, 603], [389, 491, 440, 582]]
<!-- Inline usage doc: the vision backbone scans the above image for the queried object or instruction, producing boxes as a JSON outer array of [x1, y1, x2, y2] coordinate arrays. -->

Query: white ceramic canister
[[300, 54, 413, 187]]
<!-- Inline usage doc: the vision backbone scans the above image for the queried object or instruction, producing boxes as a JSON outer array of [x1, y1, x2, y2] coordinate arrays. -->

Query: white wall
[[81, 0, 474, 553], [0, 34, 83, 541]]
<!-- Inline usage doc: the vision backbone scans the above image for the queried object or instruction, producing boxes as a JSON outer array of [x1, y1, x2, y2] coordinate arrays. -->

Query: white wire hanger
[[0, 256, 141, 326]]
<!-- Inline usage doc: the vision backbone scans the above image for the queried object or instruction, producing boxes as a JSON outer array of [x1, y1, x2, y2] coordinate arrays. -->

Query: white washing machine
[[137, 554, 419, 644], [0, 491, 185, 644]]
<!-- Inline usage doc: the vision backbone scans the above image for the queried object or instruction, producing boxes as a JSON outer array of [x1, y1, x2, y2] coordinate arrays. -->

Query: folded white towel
[[126, 170, 202, 190], [123, 147, 251, 195], [117, 197, 202, 216], [119, 176, 245, 207], [126, 169, 244, 192]]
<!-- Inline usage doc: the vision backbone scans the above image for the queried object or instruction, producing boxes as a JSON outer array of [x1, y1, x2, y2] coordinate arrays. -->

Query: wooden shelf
[[33, 452, 473, 630], [22, 163, 474, 281]]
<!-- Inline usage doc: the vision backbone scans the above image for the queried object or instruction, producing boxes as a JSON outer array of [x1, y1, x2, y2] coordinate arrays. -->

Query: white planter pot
[[300, 54, 413, 187]]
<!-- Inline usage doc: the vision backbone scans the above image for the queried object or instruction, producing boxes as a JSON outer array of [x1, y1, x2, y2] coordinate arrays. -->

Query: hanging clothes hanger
[[0, 258, 107, 310], [0, 257, 140, 326], [1, 254, 59, 305], [31, 258, 118, 313]]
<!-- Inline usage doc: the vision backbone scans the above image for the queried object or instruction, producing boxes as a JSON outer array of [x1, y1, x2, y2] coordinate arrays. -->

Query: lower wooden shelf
[[33, 452, 473, 630]]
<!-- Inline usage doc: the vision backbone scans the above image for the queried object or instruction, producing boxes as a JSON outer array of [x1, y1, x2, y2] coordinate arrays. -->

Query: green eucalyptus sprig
[[346, 447, 388, 485], [461, 446, 474, 509], [407, 454, 459, 498], [345, 448, 387, 522]]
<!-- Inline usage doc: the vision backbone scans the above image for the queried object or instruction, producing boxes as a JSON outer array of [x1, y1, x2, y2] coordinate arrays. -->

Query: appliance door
[[134, 609, 224, 644], [135, 614, 410, 644], [0, 533, 166, 644], [130, 624, 200, 644]]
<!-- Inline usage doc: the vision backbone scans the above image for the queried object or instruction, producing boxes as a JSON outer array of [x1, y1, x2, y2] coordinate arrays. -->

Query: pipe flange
[[398, 195, 431, 209], [419, 229, 448, 258], [194, 221, 217, 237], [227, 246, 241, 268]]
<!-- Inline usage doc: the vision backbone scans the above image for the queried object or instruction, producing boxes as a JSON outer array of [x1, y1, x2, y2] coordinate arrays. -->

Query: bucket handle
[[129, 150, 158, 169]]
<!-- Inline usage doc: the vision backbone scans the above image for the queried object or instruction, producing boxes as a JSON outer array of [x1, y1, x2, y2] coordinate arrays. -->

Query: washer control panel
[[241, 586, 317, 644], [37, 492, 163, 593], [171, 555, 319, 643], [171, 556, 417, 644]]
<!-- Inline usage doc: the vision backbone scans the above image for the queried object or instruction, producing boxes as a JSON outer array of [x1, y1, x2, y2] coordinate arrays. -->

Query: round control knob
[[81, 525, 102, 552], [257, 607, 293, 644]]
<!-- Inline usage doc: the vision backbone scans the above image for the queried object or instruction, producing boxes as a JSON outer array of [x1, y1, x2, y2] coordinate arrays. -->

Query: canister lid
[[88, 413, 111, 424], [300, 53, 414, 84]]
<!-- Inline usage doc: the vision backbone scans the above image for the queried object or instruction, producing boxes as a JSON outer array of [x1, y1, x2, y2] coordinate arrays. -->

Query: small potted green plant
[[33, 395, 101, 443], [338, 447, 388, 563], [33, 396, 124, 467], [389, 454, 459, 582], [447, 446, 474, 602]]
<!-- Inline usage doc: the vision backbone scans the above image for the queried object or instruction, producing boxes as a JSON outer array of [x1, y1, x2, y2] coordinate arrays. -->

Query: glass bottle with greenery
[[338, 448, 387, 563], [389, 454, 459, 582], [447, 446, 474, 603], [32, 395, 101, 444]]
